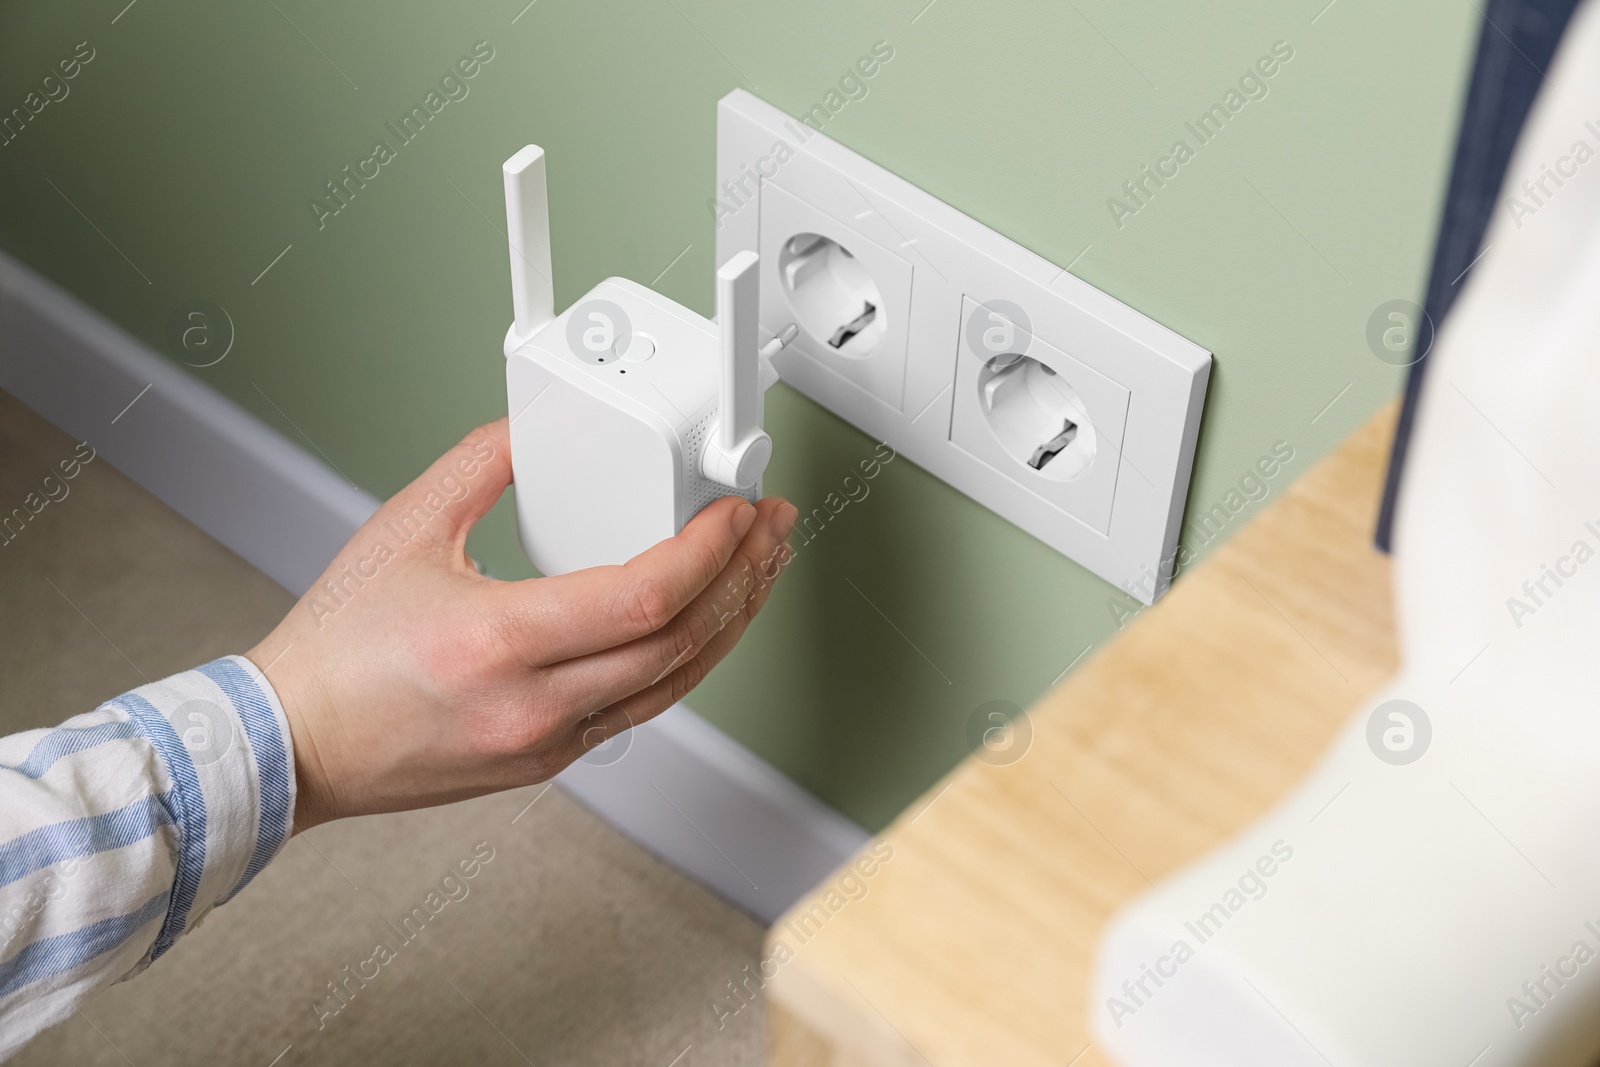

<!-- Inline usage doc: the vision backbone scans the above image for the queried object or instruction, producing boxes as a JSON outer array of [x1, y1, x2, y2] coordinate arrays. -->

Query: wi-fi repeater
[[498, 144, 797, 575]]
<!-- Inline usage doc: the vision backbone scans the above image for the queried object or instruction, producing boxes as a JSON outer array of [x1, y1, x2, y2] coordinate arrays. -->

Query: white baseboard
[[0, 255, 378, 595], [0, 249, 865, 923], [559, 705, 869, 922]]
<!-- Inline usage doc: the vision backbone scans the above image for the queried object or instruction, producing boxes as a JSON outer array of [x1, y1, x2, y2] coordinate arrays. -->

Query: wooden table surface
[[765, 403, 1402, 1067]]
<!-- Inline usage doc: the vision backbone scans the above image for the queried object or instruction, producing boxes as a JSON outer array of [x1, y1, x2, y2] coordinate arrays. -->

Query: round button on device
[[614, 334, 655, 363]]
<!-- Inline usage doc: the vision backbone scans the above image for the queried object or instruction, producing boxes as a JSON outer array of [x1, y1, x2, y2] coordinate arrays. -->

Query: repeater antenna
[[502, 144, 554, 354], [702, 250, 795, 489]]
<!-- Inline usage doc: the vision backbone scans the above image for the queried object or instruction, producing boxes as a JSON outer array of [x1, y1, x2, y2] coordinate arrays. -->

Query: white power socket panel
[[714, 90, 1211, 604]]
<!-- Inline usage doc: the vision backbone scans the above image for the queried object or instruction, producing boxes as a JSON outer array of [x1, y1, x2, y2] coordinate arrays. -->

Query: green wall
[[0, 0, 1477, 829]]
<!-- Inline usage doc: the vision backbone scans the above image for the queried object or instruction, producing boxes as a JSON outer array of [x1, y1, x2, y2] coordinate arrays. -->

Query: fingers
[[376, 419, 514, 549], [550, 496, 795, 714], [570, 559, 784, 752], [491, 495, 764, 664]]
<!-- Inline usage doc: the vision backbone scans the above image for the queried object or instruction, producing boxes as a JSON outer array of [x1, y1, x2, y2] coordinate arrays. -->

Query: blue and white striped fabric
[[0, 656, 296, 1057]]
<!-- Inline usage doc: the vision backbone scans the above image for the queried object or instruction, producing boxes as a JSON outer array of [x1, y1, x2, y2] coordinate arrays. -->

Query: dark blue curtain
[[1376, 0, 1585, 550]]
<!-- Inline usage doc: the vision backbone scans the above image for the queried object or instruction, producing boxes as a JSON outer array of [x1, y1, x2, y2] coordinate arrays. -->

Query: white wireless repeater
[[499, 144, 796, 575]]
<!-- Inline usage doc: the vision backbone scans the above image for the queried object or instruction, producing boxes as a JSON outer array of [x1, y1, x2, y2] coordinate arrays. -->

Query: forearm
[[0, 419, 790, 1056], [0, 657, 295, 1057]]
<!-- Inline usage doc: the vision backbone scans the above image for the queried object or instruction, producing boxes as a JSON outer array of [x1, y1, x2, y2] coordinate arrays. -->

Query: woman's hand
[[247, 418, 796, 831]]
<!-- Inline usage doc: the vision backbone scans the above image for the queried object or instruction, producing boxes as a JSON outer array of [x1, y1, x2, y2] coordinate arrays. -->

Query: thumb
[[380, 419, 513, 548]]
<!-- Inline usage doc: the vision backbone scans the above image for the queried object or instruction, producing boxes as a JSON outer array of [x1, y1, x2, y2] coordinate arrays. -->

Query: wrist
[[245, 637, 334, 833]]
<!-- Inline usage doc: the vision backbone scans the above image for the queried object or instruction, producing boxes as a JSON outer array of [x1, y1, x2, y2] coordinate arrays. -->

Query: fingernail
[[730, 501, 758, 540], [770, 502, 798, 541]]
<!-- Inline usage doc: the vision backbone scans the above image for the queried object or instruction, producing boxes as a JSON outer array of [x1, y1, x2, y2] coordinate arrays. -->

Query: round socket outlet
[[778, 233, 887, 358], [978, 354, 1097, 481]]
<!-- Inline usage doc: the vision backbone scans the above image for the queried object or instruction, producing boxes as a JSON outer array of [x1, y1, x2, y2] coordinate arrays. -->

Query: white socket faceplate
[[714, 90, 1211, 604]]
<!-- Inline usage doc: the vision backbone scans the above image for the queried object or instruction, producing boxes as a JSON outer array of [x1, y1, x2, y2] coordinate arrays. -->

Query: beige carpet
[[0, 389, 764, 1066]]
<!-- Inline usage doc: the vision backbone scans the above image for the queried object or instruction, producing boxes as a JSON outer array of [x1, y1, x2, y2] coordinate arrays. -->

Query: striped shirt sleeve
[[0, 656, 296, 1057]]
